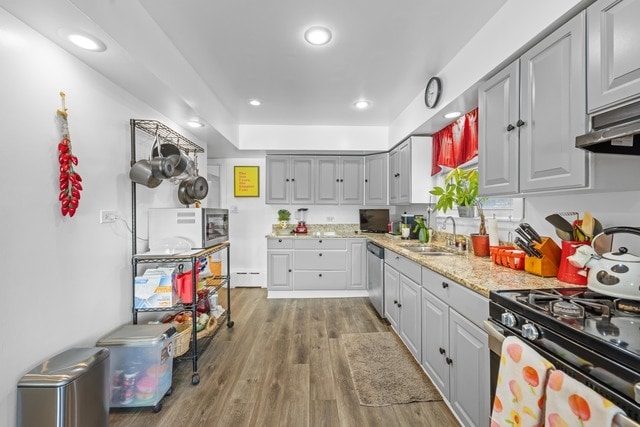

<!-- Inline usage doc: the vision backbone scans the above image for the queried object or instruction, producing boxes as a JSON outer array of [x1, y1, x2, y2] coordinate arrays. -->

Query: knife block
[[524, 237, 561, 277]]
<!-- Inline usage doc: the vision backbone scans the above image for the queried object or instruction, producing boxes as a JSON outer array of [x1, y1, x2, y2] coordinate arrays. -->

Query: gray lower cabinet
[[587, 0, 640, 112], [364, 153, 388, 205], [267, 238, 366, 293], [479, 12, 587, 196], [384, 250, 422, 360], [421, 267, 489, 427], [267, 238, 293, 291]]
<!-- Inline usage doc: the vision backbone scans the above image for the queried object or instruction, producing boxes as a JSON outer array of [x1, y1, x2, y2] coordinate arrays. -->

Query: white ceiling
[[1, 0, 508, 152]]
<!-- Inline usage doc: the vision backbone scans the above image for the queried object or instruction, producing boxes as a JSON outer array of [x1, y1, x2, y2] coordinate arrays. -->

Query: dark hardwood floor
[[109, 288, 460, 426]]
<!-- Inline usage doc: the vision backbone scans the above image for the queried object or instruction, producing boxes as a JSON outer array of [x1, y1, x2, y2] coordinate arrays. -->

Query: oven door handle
[[614, 413, 640, 427], [484, 320, 506, 355]]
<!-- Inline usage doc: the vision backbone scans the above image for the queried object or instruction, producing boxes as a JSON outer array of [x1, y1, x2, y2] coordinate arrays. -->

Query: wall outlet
[[100, 210, 118, 224]]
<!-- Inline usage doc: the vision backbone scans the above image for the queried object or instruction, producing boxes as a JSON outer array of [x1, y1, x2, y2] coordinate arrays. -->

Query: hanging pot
[[177, 180, 197, 205], [152, 139, 191, 177], [149, 131, 180, 179], [129, 131, 163, 188], [184, 176, 209, 200]]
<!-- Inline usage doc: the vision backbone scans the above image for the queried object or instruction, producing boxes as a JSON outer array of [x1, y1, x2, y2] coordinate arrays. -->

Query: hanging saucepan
[[184, 175, 209, 200], [149, 129, 180, 179], [129, 130, 162, 188], [177, 180, 197, 205], [152, 137, 190, 177]]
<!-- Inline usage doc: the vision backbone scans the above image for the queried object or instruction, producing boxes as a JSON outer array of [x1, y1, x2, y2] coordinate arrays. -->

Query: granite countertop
[[363, 233, 581, 298], [266, 225, 581, 298]]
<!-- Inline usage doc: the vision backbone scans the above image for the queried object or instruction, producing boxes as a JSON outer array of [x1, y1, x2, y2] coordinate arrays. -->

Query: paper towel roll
[[487, 219, 499, 246]]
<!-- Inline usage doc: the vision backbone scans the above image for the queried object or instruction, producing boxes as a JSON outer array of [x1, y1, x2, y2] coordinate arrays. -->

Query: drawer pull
[[439, 347, 446, 355], [442, 281, 449, 289], [278, 239, 282, 243], [319, 253, 323, 256], [319, 240, 323, 243], [395, 256, 399, 261], [319, 273, 323, 277], [393, 300, 398, 305], [446, 357, 453, 365], [288, 269, 292, 272], [397, 303, 402, 308]]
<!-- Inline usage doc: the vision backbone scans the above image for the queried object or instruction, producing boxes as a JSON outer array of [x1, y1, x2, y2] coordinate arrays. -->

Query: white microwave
[[148, 208, 229, 250]]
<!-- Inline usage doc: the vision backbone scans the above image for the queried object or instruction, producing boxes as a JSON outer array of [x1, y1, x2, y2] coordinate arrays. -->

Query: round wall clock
[[424, 76, 442, 108]]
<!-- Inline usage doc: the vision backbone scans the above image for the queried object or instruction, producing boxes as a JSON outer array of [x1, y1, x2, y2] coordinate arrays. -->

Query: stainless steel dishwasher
[[366, 241, 385, 318]]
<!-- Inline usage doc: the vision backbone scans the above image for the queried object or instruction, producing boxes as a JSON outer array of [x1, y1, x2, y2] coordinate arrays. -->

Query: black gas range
[[489, 287, 640, 423]]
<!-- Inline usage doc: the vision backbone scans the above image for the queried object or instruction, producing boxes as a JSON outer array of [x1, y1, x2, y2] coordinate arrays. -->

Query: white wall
[[0, 9, 206, 425]]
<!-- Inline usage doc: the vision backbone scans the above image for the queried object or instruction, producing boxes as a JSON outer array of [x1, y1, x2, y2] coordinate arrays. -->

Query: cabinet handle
[[286, 178, 290, 182], [278, 239, 282, 243], [442, 281, 449, 289], [393, 300, 398, 305], [319, 253, 323, 257], [506, 124, 515, 131], [365, 179, 368, 183], [288, 269, 292, 272], [439, 347, 446, 355], [397, 303, 402, 308], [395, 256, 399, 261], [446, 357, 453, 365], [319, 273, 323, 277], [336, 179, 340, 182], [516, 119, 525, 127], [319, 240, 322, 243], [340, 179, 344, 182], [291, 178, 295, 182]]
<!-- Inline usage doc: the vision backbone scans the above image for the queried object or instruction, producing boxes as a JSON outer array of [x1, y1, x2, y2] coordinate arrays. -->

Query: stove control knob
[[522, 323, 540, 341], [501, 312, 517, 328]]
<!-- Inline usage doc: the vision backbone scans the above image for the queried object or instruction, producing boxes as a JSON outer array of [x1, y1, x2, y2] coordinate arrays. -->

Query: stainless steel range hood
[[576, 100, 640, 155]]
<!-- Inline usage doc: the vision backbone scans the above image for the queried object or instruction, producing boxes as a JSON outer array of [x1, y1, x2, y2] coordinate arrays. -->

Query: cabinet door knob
[[336, 179, 340, 182], [446, 357, 453, 365], [516, 119, 525, 127], [278, 239, 282, 242], [439, 347, 446, 355], [442, 281, 449, 289], [319, 273, 323, 277], [288, 269, 292, 272], [393, 300, 398, 305], [319, 253, 323, 257], [397, 303, 402, 308], [319, 240, 322, 243], [340, 179, 344, 182], [291, 178, 295, 182], [506, 124, 515, 131], [286, 178, 290, 182], [365, 179, 368, 183], [395, 256, 399, 260]]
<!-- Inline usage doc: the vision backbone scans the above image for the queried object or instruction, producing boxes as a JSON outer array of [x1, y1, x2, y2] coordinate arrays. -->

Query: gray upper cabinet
[[478, 61, 520, 196], [519, 12, 587, 192], [266, 156, 291, 204], [588, 0, 640, 113], [266, 156, 314, 204], [478, 12, 587, 196], [364, 153, 388, 205], [315, 156, 364, 205], [388, 136, 432, 205]]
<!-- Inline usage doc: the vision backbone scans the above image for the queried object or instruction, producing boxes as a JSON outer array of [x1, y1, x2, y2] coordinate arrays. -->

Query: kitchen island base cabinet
[[421, 267, 489, 427]]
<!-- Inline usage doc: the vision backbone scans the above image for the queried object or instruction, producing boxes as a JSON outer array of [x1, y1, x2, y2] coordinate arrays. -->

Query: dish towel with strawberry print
[[544, 369, 626, 427], [491, 336, 554, 427]]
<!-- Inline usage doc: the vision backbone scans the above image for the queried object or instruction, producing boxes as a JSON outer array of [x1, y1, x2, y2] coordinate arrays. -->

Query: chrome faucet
[[442, 216, 457, 249]]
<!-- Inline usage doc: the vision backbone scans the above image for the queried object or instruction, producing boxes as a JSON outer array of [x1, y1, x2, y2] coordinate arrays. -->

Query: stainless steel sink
[[401, 245, 454, 256]]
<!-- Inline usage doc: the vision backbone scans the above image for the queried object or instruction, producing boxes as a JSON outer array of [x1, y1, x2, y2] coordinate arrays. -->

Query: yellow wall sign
[[234, 166, 260, 197]]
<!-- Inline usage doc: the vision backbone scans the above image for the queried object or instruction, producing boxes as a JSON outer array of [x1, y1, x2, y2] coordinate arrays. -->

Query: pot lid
[[602, 247, 640, 262]]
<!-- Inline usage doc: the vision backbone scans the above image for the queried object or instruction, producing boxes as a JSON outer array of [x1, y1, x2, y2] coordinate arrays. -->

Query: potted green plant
[[412, 216, 430, 243], [430, 168, 489, 255], [277, 209, 291, 229], [429, 167, 479, 217]]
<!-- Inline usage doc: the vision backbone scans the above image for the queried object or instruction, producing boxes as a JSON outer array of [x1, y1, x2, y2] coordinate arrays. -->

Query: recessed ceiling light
[[59, 29, 106, 52], [304, 26, 332, 46], [187, 120, 204, 128], [444, 111, 461, 119], [354, 100, 370, 110], [249, 99, 261, 106]]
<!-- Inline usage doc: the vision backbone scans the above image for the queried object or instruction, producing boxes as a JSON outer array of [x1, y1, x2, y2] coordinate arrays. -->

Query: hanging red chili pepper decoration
[[56, 92, 82, 217]]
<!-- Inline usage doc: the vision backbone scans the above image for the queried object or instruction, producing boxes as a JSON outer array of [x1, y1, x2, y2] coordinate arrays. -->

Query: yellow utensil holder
[[524, 237, 561, 277]]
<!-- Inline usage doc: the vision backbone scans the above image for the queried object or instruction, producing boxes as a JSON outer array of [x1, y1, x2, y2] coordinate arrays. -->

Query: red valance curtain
[[431, 108, 478, 176]]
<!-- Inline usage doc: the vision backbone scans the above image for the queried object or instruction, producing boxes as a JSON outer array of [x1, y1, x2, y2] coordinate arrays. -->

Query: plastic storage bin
[[17, 347, 110, 427], [96, 324, 176, 412]]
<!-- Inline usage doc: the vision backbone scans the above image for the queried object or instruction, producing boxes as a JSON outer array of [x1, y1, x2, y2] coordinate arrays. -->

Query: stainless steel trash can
[[17, 347, 110, 427]]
